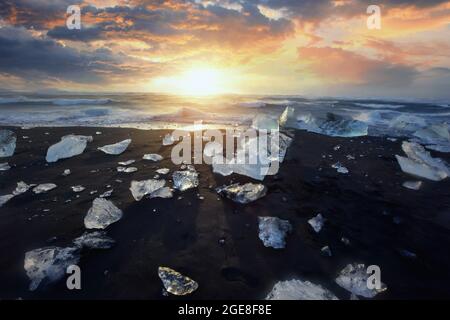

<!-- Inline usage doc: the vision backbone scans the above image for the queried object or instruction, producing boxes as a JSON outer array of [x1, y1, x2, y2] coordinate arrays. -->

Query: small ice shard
[[156, 168, 170, 175], [130, 179, 166, 201], [24, 246, 80, 291], [162, 134, 175, 146], [0, 162, 11, 171], [158, 266, 198, 296], [335, 263, 387, 298], [399, 249, 417, 259], [149, 187, 173, 199], [96, 131, 102, 135], [203, 141, 223, 157], [118, 159, 135, 166], [117, 166, 138, 173], [266, 279, 338, 300], [278, 106, 296, 128], [216, 183, 267, 204], [73, 231, 115, 249], [0, 194, 14, 207], [332, 162, 349, 174], [258, 216, 292, 249], [0, 129, 16, 157], [46, 135, 93, 163], [99, 189, 113, 198], [84, 198, 123, 229], [143, 154, 163, 161], [308, 214, 325, 233], [321, 246, 332, 257], [402, 181, 422, 190], [98, 139, 131, 155], [71, 185, 85, 193], [395, 141, 450, 181], [13, 181, 33, 195], [173, 170, 199, 191], [33, 183, 57, 194], [62, 169, 71, 176]]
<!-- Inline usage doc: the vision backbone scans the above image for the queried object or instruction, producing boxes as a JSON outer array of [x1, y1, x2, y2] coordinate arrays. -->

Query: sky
[[0, 0, 449, 99]]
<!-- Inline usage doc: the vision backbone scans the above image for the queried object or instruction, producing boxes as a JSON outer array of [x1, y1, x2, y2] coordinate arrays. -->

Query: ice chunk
[[0, 194, 14, 207], [203, 141, 223, 157], [389, 114, 427, 132], [73, 231, 115, 249], [332, 162, 349, 174], [149, 187, 173, 199], [46, 135, 92, 163], [335, 263, 387, 298], [0, 129, 16, 157], [395, 141, 450, 181], [98, 139, 131, 155], [156, 168, 170, 175], [24, 246, 80, 291], [216, 183, 267, 204], [158, 266, 198, 296], [117, 166, 138, 173], [62, 169, 71, 176], [266, 279, 338, 300], [118, 159, 135, 166], [308, 213, 325, 233], [130, 179, 166, 201], [252, 114, 279, 131], [71, 185, 85, 193], [13, 181, 33, 195], [84, 198, 123, 229], [402, 181, 422, 190], [33, 183, 57, 194], [258, 216, 292, 249], [0, 162, 11, 171], [212, 156, 234, 176], [99, 189, 113, 198], [173, 170, 199, 191], [279, 107, 295, 128], [413, 123, 449, 142], [162, 134, 175, 146], [297, 113, 367, 137], [143, 154, 163, 161]]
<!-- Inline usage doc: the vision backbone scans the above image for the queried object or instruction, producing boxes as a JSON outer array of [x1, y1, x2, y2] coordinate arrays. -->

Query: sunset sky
[[0, 0, 449, 99]]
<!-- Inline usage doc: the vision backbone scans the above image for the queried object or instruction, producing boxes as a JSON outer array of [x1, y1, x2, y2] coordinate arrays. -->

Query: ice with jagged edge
[[1, 181, 34, 207], [84, 198, 123, 229], [158, 266, 198, 296], [308, 213, 325, 233], [143, 153, 163, 161], [0, 129, 16, 157], [130, 179, 166, 201], [258, 216, 292, 249], [173, 168, 199, 191], [149, 186, 173, 199], [73, 231, 115, 249], [335, 263, 387, 298], [98, 139, 131, 155], [395, 141, 450, 181], [413, 123, 450, 153], [297, 113, 368, 137], [266, 279, 338, 300], [33, 183, 57, 194], [24, 246, 80, 291], [46, 135, 93, 162], [216, 183, 267, 204]]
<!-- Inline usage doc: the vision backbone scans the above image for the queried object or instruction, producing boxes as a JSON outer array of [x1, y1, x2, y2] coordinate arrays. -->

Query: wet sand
[[1, 126, 450, 300]]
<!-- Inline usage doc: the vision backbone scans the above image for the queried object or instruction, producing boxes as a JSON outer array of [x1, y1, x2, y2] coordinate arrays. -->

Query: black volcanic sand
[[1, 126, 450, 300]]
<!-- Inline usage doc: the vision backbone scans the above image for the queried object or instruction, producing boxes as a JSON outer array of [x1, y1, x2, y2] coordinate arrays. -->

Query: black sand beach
[[1, 126, 450, 299]]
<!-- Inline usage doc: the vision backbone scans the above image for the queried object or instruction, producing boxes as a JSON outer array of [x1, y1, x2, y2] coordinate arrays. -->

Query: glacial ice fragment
[[258, 216, 292, 249], [0, 130, 16, 157], [0, 162, 11, 171], [118, 159, 135, 166], [33, 183, 57, 194], [13, 181, 33, 195], [24, 246, 80, 291], [158, 266, 198, 296], [308, 214, 325, 233], [332, 162, 349, 174], [335, 263, 387, 298], [0, 194, 14, 207], [62, 169, 71, 176], [71, 185, 85, 193], [279, 107, 296, 128], [203, 141, 223, 157], [130, 179, 166, 201], [46, 135, 92, 162], [297, 113, 368, 137], [149, 187, 173, 199], [99, 189, 113, 198], [216, 183, 267, 204], [117, 166, 138, 173], [156, 168, 170, 175], [266, 279, 338, 300], [73, 231, 115, 249], [162, 134, 175, 146], [402, 181, 422, 190], [252, 114, 279, 131], [98, 139, 131, 155], [143, 154, 163, 161], [84, 198, 123, 229], [173, 170, 199, 191]]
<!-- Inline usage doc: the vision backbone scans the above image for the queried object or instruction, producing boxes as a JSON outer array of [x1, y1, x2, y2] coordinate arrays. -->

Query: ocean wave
[[0, 96, 114, 105]]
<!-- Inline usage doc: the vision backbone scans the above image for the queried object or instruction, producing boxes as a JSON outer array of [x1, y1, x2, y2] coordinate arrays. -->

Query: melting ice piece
[[84, 198, 123, 229], [332, 162, 349, 174], [98, 139, 131, 155], [118, 159, 135, 166], [46, 135, 92, 163], [149, 187, 173, 199], [0, 194, 14, 207], [216, 183, 267, 204], [173, 170, 199, 191], [0, 129, 16, 157], [33, 183, 57, 194], [130, 179, 166, 201], [308, 214, 325, 233], [62, 169, 71, 176], [258, 216, 292, 249], [71, 185, 85, 193], [117, 166, 138, 173], [335, 263, 387, 298], [395, 141, 450, 181], [266, 279, 338, 300], [143, 154, 163, 161], [162, 134, 175, 146], [156, 168, 170, 175], [73, 231, 115, 249], [24, 246, 80, 291], [158, 266, 198, 296], [402, 181, 422, 190], [99, 189, 113, 198], [0, 162, 11, 171]]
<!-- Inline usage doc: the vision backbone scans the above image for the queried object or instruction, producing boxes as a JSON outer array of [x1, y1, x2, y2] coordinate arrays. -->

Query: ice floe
[[173, 169, 199, 191], [130, 179, 166, 201], [117, 166, 138, 173], [73, 231, 115, 249], [0, 129, 16, 157], [0, 162, 11, 171], [84, 198, 123, 229], [216, 183, 267, 204], [46, 135, 93, 163], [118, 159, 135, 166], [33, 183, 57, 194], [308, 214, 325, 233], [335, 263, 387, 298], [143, 153, 163, 161], [98, 139, 131, 155], [156, 168, 170, 175], [24, 246, 80, 291], [402, 181, 422, 190], [162, 134, 175, 146], [297, 113, 368, 137], [158, 266, 198, 296], [71, 185, 85, 193], [258, 216, 292, 249], [266, 279, 338, 300]]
